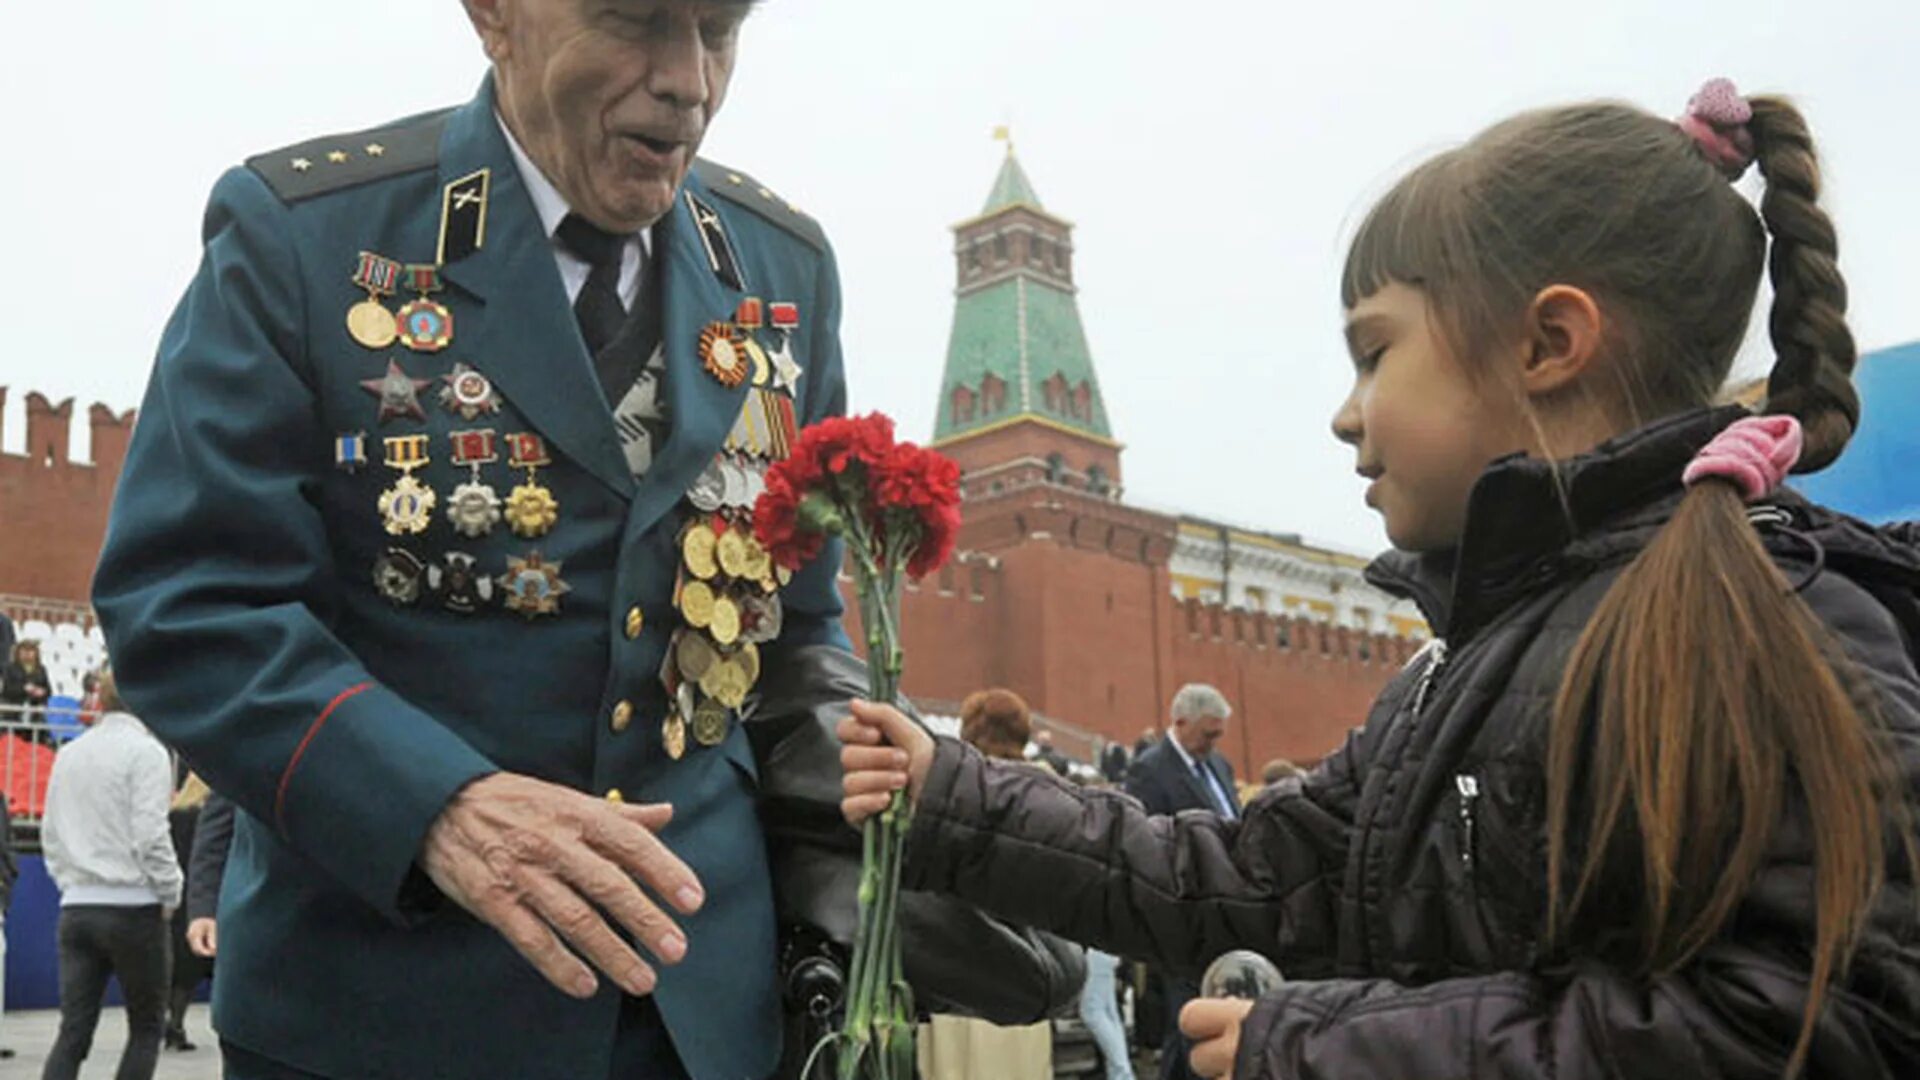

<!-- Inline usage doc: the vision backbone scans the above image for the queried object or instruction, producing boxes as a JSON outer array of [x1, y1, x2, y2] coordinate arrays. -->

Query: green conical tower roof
[[981, 152, 1042, 214], [934, 151, 1114, 447]]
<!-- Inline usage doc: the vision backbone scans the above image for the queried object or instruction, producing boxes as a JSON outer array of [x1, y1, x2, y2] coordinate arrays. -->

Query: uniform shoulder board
[[246, 108, 454, 205], [692, 158, 826, 253]]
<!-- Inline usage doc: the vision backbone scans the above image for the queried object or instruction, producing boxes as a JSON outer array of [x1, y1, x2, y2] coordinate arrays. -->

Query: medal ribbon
[[354, 252, 402, 296], [383, 434, 429, 471]]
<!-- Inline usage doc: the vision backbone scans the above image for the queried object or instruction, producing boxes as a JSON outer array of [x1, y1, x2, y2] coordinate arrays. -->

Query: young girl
[[839, 79, 1920, 1080]]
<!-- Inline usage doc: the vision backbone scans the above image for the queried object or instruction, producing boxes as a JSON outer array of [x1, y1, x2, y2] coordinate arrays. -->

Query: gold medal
[[715, 526, 751, 579], [681, 523, 720, 581], [680, 580, 717, 628], [378, 435, 435, 536], [347, 252, 402, 349], [709, 594, 741, 646], [662, 712, 688, 761], [735, 640, 762, 686], [740, 535, 772, 583], [692, 698, 730, 746], [504, 433, 558, 538], [698, 322, 749, 388]]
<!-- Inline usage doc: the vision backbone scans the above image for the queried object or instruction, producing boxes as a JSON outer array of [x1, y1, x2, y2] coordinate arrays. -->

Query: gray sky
[[3, 1, 1915, 555]]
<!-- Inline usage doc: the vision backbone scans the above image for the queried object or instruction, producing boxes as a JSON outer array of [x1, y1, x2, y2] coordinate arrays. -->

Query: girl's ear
[[1519, 284, 1605, 398]]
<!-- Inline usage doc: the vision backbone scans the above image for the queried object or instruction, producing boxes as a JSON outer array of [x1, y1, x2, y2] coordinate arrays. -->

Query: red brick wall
[[0, 391, 133, 605]]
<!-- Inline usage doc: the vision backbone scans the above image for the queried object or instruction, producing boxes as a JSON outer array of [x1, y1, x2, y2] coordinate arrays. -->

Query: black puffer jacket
[[901, 408, 1920, 1079]]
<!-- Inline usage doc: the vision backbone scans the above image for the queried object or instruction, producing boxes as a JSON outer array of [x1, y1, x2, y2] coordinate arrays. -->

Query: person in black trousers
[[165, 776, 214, 1051]]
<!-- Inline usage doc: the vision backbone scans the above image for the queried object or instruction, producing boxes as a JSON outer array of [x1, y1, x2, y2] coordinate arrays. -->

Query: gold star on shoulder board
[[366, 143, 386, 157], [290, 157, 313, 172], [327, 150, 350, 164]]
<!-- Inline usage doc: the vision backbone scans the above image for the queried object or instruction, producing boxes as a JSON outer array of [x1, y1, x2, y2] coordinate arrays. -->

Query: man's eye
[[700, 16, 743, 46]]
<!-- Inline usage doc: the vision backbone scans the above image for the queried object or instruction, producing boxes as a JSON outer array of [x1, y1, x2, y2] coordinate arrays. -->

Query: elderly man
[[39, 669, 184, 1080], [1124, 683, 1240, 1080], [93, 3, 850, 1077]]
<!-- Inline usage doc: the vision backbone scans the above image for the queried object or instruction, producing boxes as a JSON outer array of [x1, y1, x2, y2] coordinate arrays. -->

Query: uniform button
[[611, 700, 634, 734], [605, 788, 624, 804], [624, 606, 645, 640]]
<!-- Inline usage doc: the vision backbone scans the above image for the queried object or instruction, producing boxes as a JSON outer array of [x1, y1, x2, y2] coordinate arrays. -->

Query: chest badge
[[377, 435, 436, 536], [361, 358, 432, 425], [447, 428, 502, 538], [503, 432, 559, 538], [498, 551, 570, 620], [372, 548, 426, 607], [395, 264, 454, 353], [439, 362, 501, 420], [347, 252, 402, 350], [428, 552, 495, 615]]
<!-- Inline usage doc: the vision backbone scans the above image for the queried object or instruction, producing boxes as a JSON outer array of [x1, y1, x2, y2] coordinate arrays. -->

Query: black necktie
[[1194, 759, 1236, 819], [555, 213, 640, 403]]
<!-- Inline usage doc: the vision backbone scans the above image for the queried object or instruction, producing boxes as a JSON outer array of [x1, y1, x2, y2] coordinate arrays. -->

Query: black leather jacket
[[900, 408, 1920, 1079]]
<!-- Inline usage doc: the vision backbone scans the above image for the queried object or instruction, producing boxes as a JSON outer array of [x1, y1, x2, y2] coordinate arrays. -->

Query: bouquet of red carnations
[[754, 413, 960, 1080]]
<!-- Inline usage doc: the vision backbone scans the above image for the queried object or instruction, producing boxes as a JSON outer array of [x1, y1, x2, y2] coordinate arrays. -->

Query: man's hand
[[1181, 998, 1256, 1078], [187, 917, 218, 958], [420, 773, 705, 1000], [837, 699, 935, 825]]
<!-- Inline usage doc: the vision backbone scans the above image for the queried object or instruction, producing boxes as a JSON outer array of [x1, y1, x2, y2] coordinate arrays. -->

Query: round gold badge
[[692, 699, 730, 747], [679, 580, 717, 629], [662, 713, 687, 761], [709, 594, 741, 646], [715, 527, 751, 579], [347, 299, 398, 350], [504, 482, 559, 538], [681, 523, 720, 581]]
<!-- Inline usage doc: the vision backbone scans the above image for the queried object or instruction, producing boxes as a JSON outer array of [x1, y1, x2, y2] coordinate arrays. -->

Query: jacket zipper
[[1410, 639, 1450, 715], [1455, 773, 1480, 868]]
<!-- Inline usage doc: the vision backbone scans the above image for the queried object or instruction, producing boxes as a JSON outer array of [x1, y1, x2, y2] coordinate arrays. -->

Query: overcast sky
[[3, 1, 1915, 554]]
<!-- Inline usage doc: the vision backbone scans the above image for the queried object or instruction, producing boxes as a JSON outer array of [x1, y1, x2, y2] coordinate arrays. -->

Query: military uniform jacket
[[94, 78, 849, 1080]]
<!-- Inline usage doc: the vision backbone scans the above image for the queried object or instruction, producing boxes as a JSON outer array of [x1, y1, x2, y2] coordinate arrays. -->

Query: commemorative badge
[[674, 631, 717, 684], [361, 358, 432, 425], [378, 434, 436, 536], [498, 550, 570, 620], [428, 551, 495, 614], [708, 593, 742, 647], [662, 711, 688, 761], [395, 264, 454, 353], [347, 252, 402, 350], [439, 362, 501, 420], [372, 548, 425, 607], [447, 429, 502, 538], [691, 697, 730, 747], [715, 524, 752, 579], [741, 591, 783, 644], [334, 432, 369, 474], [698, 322, 749, 389], [681, 522, 720, 581], [503, 432, 559, 539], [687, 456, 727, 513], [678, 579, 717, 630]]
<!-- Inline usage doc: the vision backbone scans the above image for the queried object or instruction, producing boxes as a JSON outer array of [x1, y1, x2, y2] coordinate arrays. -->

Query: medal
[[769, 302, 800, 331], [662, 712, 688, 761], [675, 631, 718, 684], [439, 362, 501, 420], [735, 297, 764, 329], [735, 640, 762, 686], [767, 335, 804, 394], [378, 435, 436, 536], [679, 580, 717, 629], [698, 322, 749, 388], [498, 550, 570, 619], [682, 523, 720, 581], [447, 429, 502, 538], [347, 252, 402, 350], [372, 548, 425, 606], [335, 432, 369, 473], [691, 697, 730, 746], [396, 265, 454, 352], [709, 594, 742, 647], [428, 551, 495, 614], [503, 432, 558, 538], [688, 456, 727, 513], [360, 358, 432, 425], [715, 525, 751, 579], [741, 592, 783, 644]]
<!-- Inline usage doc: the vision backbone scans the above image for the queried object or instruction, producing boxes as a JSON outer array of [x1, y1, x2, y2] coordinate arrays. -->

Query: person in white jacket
[[40, 666, 183, 1080]]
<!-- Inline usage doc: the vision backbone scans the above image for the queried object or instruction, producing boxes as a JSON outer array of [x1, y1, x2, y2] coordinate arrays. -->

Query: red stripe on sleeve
[[274, 682, 372, 836]]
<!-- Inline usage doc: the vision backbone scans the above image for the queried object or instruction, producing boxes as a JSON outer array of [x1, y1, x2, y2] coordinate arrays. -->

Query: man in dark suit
[[93, 3, 853, 1077], [1124, 683, 1240, 1080]]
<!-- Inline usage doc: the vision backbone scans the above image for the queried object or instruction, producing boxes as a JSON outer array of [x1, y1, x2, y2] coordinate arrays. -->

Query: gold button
[[605, 788, 624, 804], [611, 700, 634, 733], [624, 606, 644, 640]]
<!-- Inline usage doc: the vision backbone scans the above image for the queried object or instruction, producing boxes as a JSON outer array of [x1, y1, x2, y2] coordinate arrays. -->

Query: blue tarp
[[1791, 341, 1920, 523]]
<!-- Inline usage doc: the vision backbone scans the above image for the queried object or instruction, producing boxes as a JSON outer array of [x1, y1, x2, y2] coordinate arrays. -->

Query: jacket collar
[[1365, 406, 1747, 642]]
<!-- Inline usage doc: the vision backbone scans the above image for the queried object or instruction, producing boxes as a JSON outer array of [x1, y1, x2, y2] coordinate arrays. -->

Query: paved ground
[[3, 1007, 223, 1080]]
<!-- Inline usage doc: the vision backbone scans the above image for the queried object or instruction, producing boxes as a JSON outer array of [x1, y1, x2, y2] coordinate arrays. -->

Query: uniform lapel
[[625, 172, 754, 534], [432, 79, 635, 501]]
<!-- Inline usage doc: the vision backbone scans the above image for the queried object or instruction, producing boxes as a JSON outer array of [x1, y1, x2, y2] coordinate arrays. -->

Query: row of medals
[[662, 295, 805, 758], [343, 250, 571, 620]]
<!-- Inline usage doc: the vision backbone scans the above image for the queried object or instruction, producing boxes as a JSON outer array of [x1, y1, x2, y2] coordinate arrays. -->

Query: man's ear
[[1517, 284, 1604, 398], [463, 0, 512, 62]]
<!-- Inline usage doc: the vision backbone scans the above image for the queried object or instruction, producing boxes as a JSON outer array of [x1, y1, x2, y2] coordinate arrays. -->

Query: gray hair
[[1169, 683, 1231, 724]]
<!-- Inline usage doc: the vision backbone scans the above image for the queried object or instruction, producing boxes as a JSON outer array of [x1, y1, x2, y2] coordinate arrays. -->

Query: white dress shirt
[[496, 115, 649, 308], [42, 711, 183, 908]]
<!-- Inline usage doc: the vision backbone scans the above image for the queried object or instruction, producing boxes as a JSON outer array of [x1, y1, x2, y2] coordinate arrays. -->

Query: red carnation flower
[[753, 469, 825, 572]]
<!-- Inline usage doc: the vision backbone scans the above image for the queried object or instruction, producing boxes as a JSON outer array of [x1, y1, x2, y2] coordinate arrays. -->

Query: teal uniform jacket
[[93, 79, 848, 1080]]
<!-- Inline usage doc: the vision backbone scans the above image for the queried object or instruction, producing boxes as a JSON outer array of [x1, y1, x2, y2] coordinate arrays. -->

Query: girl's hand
[[837, 699, 935, 825], [1180, 998, 1256, 1078]]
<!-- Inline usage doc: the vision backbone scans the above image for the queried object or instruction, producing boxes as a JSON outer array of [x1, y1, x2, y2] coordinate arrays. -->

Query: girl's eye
[[1357, 346, 1386, 374]]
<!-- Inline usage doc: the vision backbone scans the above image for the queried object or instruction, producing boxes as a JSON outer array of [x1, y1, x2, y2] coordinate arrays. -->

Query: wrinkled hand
[[420, 773, 704, 1000], [1181, 998, 1256, 1078], [187, 917, 218, 958], [837, 699, 935, 825]]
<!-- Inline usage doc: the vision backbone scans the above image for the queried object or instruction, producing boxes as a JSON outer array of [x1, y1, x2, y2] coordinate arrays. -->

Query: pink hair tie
[[1683, 415, 1803, 501], [1676, 76, 1756, 180]]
